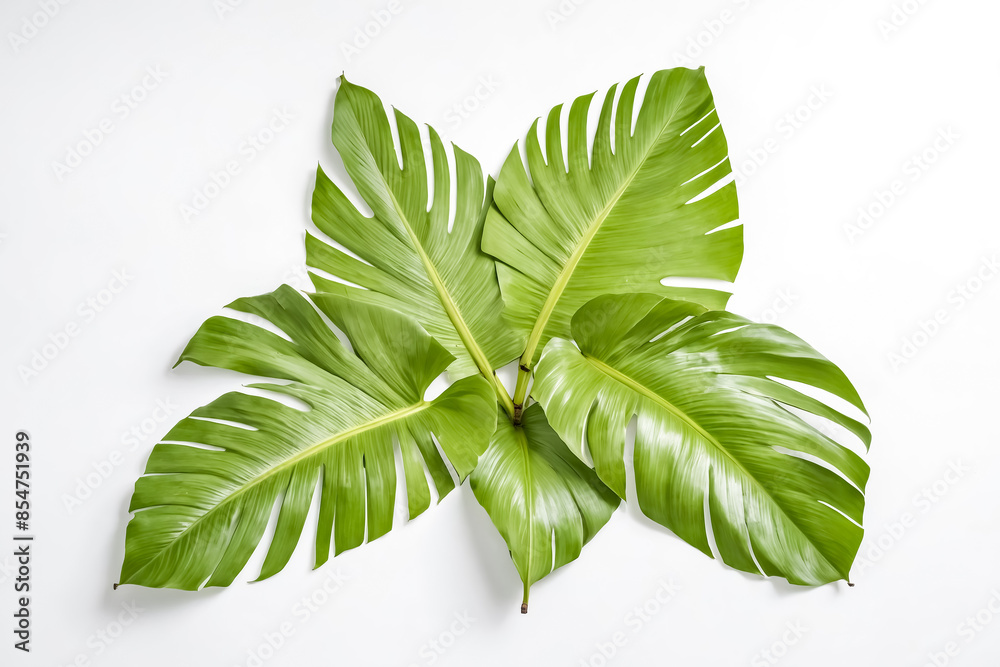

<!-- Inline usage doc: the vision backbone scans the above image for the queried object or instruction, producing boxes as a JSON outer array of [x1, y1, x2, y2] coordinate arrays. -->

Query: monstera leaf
[[307, 76, 522, 415], [118, 73, 873, 608], [117, 286, 495, 590], [482, 67, 744, 407], [533, 293, 870, 585], [470, 405, 620, 612]]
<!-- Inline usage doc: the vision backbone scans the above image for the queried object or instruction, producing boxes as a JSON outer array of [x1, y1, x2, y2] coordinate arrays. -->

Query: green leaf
[[533, 293, 870, 586], [484, 67, 743, 382], [118, 285, 496, 590], [470, 404, 620, 612], [308, 76, 521, 414]]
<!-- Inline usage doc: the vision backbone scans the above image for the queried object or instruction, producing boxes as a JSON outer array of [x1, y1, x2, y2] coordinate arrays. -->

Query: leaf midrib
[[335, 87, 512, 413], [581, 352, 841, 574], [386, 190, 491, 372], [520, 93, 688, 368], [122, 401, 428, 585], [381, 181, 514, 415], [515, 423, 535, 600]]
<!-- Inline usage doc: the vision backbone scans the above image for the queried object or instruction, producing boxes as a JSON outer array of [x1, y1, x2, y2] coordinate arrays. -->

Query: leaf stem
[[512, 364, 531, 421]]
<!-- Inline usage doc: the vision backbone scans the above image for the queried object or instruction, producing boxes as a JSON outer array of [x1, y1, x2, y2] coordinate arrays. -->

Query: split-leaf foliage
[[119, 69, 870, 612]]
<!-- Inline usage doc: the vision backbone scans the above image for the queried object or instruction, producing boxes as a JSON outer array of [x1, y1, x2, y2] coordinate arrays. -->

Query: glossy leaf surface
[[484, 68, 743, 373], [119, 286, 495, 590], [308, 77, 521, 411], [470, 404, 620, 610], [534, 293, 870, 585]]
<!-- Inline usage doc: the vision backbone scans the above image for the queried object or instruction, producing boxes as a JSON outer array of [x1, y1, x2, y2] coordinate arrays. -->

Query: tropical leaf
[[307, 76, 521, 414], [118, 285, 496, 590], [533, 293, 871, 585], [482, 67, 743, 408], [470, 404, 620, 612]]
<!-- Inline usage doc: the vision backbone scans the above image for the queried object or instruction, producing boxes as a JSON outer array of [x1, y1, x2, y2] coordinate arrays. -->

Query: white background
[[2, 0, 999, 665]]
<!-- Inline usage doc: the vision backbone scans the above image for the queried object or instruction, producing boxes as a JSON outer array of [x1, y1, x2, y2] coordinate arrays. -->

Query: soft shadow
[[456, 484, 519, 615], [621, 500, 843, 598]]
